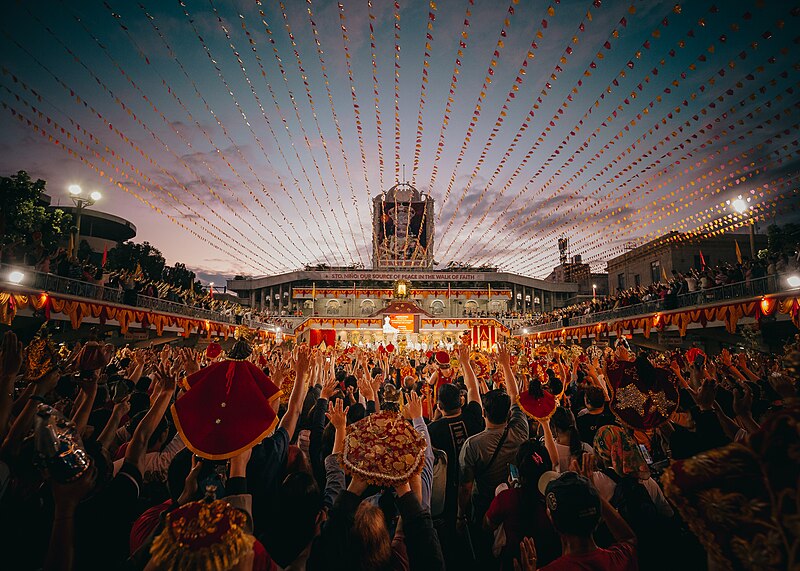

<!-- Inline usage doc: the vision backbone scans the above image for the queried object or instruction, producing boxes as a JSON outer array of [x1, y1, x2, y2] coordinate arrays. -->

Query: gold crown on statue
[[233, 326, 257, 343]]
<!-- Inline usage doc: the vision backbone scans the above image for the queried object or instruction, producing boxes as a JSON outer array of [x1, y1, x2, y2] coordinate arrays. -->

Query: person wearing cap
[[533, 471, 637, 570]]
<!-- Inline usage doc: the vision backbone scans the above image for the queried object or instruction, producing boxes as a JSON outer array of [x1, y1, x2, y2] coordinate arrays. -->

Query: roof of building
[[227, 269, 579, 293], [52, 205, 137, 242]]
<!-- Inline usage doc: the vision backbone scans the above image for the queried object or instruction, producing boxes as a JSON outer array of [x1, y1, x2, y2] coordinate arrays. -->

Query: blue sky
[[1, 0, 798, 283]]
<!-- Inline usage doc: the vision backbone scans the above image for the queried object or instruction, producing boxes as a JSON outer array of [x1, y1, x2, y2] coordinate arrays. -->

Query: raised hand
[[512, 538, 538, 571], [736, 352, 749, 370], [154, 362, 177, 393], [325, 398, 349, 432], [696, 379, 717, 411], [732, 385, 753, 417], [405, 390, 423, 420], [357, 373, 375, 402], [457, 343, 470, 365], [347, 474, 369, 496], [111, 394, 131, 420], [615, 345, 634, 362], [178, 455, 203, 505], [181, 348, 201, 376], [321, 373, 339, 400], [497, 342, 511, 369], [294, 344, 311, 379]]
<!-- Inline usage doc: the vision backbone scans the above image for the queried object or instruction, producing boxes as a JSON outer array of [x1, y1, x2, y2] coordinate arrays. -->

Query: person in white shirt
[[550, 407, 593, 474], [113, 417, 185, 485]]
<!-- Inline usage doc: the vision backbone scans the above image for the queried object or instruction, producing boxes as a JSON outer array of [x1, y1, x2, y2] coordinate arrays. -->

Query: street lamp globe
[[788, 275, 800, 289], [731, 197, 748, 214], [68, 184, 82, 196], [89, 191, 102, 202], [8, 270, 24, 284]]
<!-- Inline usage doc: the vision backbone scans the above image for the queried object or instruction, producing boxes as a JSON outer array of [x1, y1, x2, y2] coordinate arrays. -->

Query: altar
[[300, 299, 507, 352]]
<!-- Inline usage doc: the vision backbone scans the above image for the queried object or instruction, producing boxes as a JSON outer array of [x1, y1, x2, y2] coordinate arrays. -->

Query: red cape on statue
[[172, 359, 281, 460]]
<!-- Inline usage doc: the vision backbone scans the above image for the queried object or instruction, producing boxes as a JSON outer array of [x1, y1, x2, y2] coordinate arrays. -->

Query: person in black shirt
[[427, 345, 485, 567], [576, 386, 617, 445], [428, 384, 484, 513]]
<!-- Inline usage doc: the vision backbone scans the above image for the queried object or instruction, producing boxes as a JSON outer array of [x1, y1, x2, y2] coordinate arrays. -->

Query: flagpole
[[312, 282, 316, 317]]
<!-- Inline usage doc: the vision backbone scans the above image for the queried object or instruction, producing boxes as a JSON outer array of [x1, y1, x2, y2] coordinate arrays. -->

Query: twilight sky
[[1, 0, 798, 283]]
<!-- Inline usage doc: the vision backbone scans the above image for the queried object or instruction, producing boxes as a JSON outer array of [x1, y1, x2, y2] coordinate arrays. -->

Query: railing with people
[[0, 264, 290, 332], [519, 273, 794, 334], [134, 294, 236, 324]]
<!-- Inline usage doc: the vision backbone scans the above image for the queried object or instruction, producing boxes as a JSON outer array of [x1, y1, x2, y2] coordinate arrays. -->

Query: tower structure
[[372, 182, 435, 269]]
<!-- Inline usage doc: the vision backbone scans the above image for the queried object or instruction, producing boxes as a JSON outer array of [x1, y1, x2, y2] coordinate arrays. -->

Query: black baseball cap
[[544, 471, 601, 536]]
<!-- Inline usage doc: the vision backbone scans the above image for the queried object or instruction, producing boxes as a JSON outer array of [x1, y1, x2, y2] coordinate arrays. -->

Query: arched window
[[360, 299, 376, 315], [326, 299, 340, 316], [430, 299, 445, 315], [465, 300, 479, 313]]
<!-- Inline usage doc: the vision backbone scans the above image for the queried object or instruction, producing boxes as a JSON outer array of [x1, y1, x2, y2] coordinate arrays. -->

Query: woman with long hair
[[549, 407, 592, 472]]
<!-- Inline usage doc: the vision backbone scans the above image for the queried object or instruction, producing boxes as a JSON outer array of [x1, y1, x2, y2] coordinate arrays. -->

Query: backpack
[[430, 448, 448, 518], [604, 470, 658, 529]]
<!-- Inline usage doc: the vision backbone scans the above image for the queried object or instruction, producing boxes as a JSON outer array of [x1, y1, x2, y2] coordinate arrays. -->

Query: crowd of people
[[1, 241, 304, 330], [520, 252, 800, 328], [0, 322, 797, 570]]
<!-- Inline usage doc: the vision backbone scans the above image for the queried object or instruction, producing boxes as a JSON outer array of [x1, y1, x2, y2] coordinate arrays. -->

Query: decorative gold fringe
[[149, 505, 255, 571]]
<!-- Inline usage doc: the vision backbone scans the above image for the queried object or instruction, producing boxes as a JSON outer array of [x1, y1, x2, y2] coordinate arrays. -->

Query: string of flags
[[441, 1, 601, 259], [1, 0, 796, 276], [305, 0, 371, 264]]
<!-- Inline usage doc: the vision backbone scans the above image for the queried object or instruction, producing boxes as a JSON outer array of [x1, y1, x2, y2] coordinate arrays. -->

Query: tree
[[163, 262, 196, 290], [106, 241, 166, 280], [0, 171, 71, 250], [766, 223, 800, 257]]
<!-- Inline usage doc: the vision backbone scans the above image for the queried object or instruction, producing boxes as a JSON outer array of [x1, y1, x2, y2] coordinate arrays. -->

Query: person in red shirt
[[515, 471, 638, 571]]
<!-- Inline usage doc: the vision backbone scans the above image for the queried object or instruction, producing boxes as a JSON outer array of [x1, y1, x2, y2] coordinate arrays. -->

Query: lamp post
[[68, 185, 101, 258], [731, 196, 756, 259], [592, 283, 597, 299]]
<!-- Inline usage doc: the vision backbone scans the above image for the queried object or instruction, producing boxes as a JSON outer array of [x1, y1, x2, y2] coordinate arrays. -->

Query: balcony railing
[[135, 294, 235, 324], [6, 266, 126, 305], [0, 264, 287, 332], [518, 273, 793, 334]]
